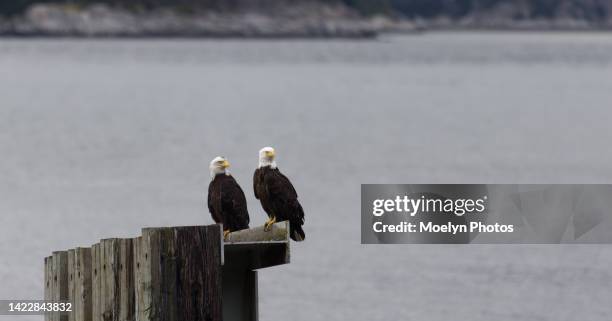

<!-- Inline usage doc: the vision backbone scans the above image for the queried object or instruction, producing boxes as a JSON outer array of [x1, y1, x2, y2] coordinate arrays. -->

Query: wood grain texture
[[44, 256, 52, 321], [133, 237, 148, 321], [68, 250, 76, 321], [97, 238, 135, 321], [100, 239, 115, 321], [47, 224, 230, 321], [223, 221, 290, 270], [133, 236, 153, 321], [52, 251, 69, 321], [75, 248, 93, 321], [158, 228, 177, 321], [174, 226, 222, 321], [225, 221, 288, 243], [137, 226, 222, 321], [118, 239, 134, 321], [91, 243, 102, 321], [138, 228, 164, 321]]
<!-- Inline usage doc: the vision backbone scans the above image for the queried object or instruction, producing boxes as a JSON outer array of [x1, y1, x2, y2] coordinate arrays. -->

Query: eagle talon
[[264, 216, 276, 232], [223, 230, 230, 240]]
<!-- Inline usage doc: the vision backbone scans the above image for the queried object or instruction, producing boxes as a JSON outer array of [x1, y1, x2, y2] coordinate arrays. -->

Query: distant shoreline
[[1, 3, 611, 39], [0, 3, 380, 39]]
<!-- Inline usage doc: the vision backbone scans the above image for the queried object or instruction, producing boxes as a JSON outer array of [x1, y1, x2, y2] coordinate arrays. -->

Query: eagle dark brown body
[[254, 166, 305, 241], [208, 173, 250, 233]]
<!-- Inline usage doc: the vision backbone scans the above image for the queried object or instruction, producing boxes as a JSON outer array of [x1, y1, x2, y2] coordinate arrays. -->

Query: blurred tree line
[[0, 0, 245, 15], [344, 0, 611, 19], [1, 0, 611, 20]]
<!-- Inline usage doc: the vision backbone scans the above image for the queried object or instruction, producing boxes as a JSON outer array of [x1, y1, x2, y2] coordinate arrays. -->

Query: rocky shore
[[0, 3, 380, 38], [1, 2, 611, 38]]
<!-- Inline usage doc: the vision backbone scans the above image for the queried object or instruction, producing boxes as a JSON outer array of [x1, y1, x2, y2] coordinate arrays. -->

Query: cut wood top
[[47, 222, 291, 277], [224, 221, 289, 244], [223, 221, 290, 270]]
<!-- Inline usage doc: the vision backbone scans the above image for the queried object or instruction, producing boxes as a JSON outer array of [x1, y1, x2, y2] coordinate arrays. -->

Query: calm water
[[1, 33, 612, 321]]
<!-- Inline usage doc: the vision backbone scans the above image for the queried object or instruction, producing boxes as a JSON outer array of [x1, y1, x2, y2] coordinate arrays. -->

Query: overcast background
[[1, 32, 612, 321]]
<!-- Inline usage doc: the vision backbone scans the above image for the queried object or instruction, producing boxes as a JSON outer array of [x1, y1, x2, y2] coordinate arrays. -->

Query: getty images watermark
[[361, 184, 612, 244], [370, 194, 515, 235]]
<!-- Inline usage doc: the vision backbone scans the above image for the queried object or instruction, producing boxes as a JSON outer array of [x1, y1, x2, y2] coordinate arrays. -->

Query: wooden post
[[133, 237, 148, 321], [91, 243, 101, 321], [94, 238, 135, 321], [118, 239, 134, 321], [174, 226, 223, 321], [136, 226, 222, 321], [224, 221, 290, 270], [44, 256, 53, 321], [136, 228, 164, 321], [99, 239, 115, 321], [45, 222, 289, 321], [67, 249, 76, 321], [51, 251, 69, 321], [225, 223, 288, 243], [73, 248, 93, 321]]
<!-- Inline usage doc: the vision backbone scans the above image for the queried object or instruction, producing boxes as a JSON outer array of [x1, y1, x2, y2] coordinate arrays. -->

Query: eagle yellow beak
[[221, 160, 230, 168], [265, 150, 275, 158]]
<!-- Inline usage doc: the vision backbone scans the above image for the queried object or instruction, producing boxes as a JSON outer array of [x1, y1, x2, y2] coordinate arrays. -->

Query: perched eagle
[[208, 156, 250, 239], [254, 147, 305, 241]]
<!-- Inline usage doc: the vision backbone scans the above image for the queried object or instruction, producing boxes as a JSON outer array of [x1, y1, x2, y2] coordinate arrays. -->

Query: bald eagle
[[208, 156, 250, 239], [254, 147, 305, 241]]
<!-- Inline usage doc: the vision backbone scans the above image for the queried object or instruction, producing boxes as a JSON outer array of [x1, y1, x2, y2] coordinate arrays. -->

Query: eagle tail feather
[[291, 223, 305, 242]]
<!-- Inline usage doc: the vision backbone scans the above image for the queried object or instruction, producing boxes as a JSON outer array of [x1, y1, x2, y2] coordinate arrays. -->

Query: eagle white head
[[209, 156, 230, 178], [258, 147, 277, 169]]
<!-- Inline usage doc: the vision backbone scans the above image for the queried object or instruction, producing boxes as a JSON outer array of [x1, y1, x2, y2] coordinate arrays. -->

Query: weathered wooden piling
[[67, 247, 92, 321], [44, 221, 290, 321], [92, 238, 135, 321], [45, 251, 70, 321]]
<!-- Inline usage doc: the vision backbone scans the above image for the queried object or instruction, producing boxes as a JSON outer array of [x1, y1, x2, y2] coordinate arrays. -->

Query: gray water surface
[[1, 32, 612, 321]]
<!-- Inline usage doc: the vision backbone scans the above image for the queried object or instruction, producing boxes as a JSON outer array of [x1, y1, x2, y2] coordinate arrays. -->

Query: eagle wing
[[207, 180, 224, 224], [264, 169, 303, 224], [254, 168, 275, 217], [263, 169, 305, 241], [253, 168, 262, 199], [220, 176, 250, 231]]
